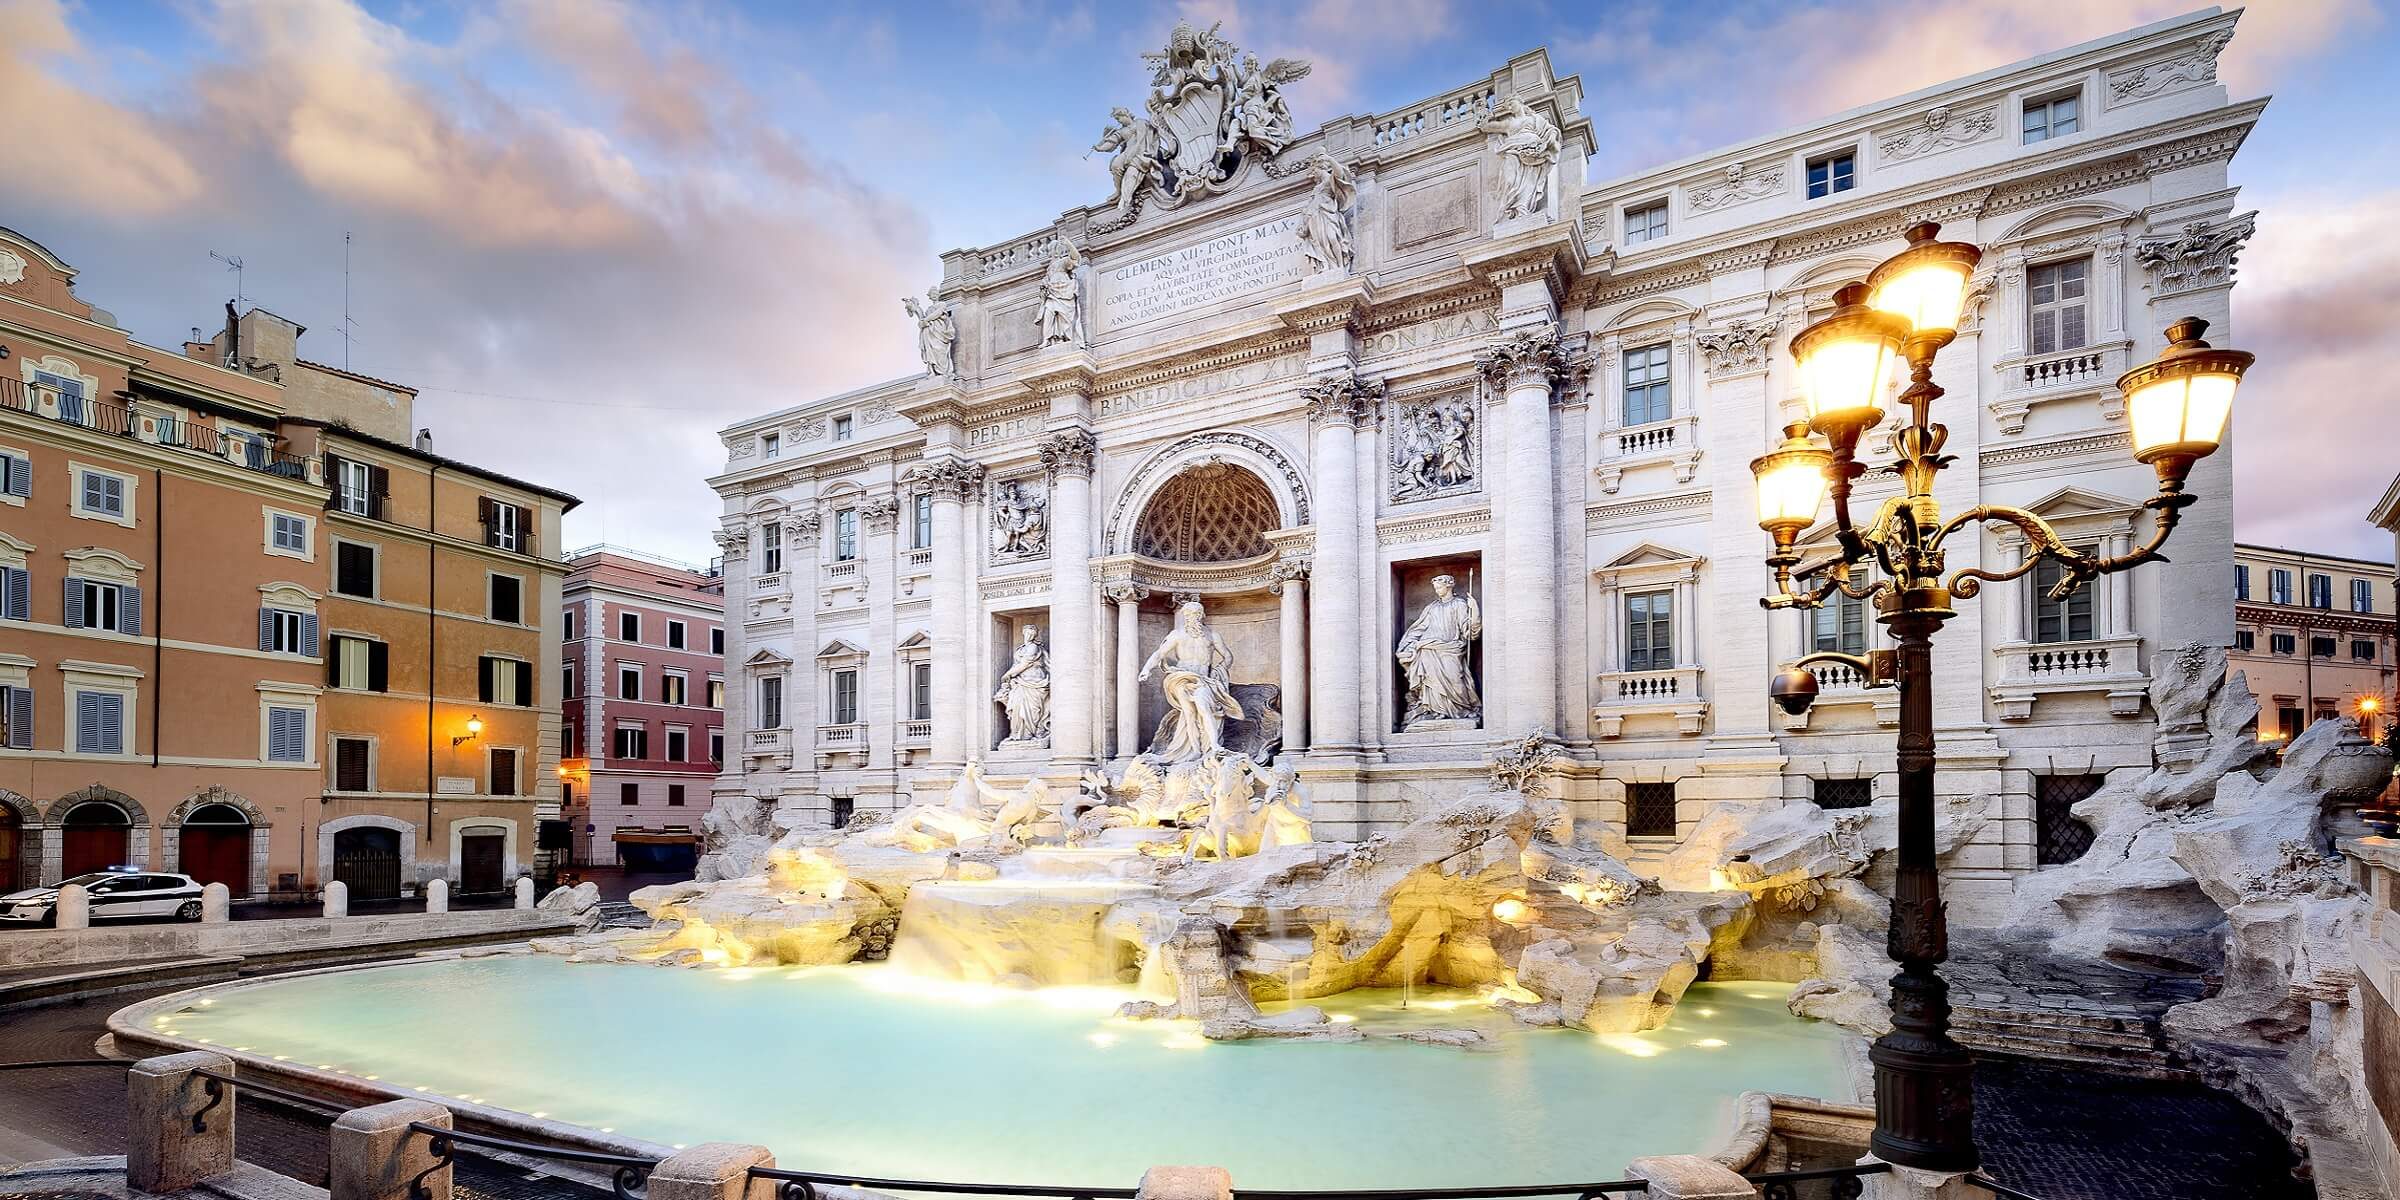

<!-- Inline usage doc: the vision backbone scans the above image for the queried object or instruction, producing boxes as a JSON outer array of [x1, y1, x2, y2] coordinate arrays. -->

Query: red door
[[179, 804, 254, 896], [62, 824, 130, 877], [0, 809, 20, 893]]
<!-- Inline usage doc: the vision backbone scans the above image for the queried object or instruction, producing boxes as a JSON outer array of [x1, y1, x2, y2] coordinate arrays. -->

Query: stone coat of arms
[[1092, 22, 1311, 228]]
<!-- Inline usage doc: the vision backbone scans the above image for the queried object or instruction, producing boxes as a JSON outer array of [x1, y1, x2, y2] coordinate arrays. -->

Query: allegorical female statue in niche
[[994, 626, 1052, 744], [1396, 573, 1483, 727], [1138, 599, 1244, 763]]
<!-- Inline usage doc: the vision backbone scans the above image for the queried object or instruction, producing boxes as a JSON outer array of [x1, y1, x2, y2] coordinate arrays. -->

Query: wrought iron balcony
[[2, 377, 318, 483]]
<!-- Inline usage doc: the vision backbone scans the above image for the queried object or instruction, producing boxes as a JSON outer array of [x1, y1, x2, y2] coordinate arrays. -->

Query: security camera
[[1770, 666, 1821, 716]]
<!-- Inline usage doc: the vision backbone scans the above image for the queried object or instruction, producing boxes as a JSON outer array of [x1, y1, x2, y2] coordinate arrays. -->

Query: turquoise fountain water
[[152, 955, 1845, 1189]]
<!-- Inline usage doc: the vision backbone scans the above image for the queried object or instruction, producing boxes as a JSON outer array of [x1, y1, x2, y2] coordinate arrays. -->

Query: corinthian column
[[917, 457, 983, 766], [1303, 372, 1380, 754], [1270, 560, 1310, 752], [1041, 429, 1099, 766], [1476, 329, 1571, 738]]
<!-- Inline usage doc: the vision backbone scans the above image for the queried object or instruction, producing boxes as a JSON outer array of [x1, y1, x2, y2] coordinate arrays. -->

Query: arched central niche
[[1134, 463, 1280, 562]]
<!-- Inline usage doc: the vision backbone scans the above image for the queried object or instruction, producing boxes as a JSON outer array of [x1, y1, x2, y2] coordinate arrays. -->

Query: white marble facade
[[709, 12, 2255, 915]]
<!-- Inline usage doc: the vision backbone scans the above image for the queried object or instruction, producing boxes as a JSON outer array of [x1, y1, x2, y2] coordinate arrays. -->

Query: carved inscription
[[1391, 177, 1473, 249], [1360, 307, 1498, 362], [1097, 353, 1309, 420], [1096, 216, 1306, 332]]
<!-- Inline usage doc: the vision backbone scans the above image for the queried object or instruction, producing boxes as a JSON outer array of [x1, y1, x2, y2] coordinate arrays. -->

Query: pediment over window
[[816, 638, 868, 663], [743, 647, 793, 668], [1602, 542, 1703, 569], [2021, 486, 2140, 520], [1594, 542, 1704, 589], [63, 545, 144, 581], [896, 631, 931, 652]]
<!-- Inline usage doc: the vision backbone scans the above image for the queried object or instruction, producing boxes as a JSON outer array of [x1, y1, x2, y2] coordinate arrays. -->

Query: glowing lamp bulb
[[1866, 221, 1981, 338], [2117, 317, 2250, 486], [1491, 897, 1529, 923], [465, 716, 484, 736], [1750, 424, 1834, 538], [1791, 283, 1908, 440]]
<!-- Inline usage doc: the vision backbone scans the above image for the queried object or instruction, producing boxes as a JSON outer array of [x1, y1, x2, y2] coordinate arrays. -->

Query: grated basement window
[[1626, 782, 1679, 838], [2035, 774, 2104, 865], [1813, 778, 1873, 809]]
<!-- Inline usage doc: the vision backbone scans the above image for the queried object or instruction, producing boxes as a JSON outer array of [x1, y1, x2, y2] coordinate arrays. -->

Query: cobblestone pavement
[[1972, 1058, 2313, 1200]]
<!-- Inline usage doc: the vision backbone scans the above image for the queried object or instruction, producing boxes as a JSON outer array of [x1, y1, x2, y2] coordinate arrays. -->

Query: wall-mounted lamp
[[452, 715, 484, 748]]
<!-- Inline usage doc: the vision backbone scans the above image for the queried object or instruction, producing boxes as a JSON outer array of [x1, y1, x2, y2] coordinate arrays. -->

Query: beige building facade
[[2231, 543, 2396, 744]]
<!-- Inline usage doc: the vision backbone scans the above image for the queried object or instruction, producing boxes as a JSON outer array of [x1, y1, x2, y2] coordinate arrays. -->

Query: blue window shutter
[[102, 694, 124, 753], [5, 686, 28, 748], [258, 608, 275, 652], [121, 587, 142, 636], [302, 612, 319, 657], [3, 454, 26, 498], [73, 693, 96, 753], [2, 567, 25, 621], [63, 577, 83, 628]]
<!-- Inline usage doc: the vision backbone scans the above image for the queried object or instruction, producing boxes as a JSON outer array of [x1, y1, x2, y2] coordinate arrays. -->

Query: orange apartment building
[[0, 225, 576, 900]]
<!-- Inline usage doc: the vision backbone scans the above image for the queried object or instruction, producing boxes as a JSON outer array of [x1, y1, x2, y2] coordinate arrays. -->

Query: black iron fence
[[0, 375, 315, 481]]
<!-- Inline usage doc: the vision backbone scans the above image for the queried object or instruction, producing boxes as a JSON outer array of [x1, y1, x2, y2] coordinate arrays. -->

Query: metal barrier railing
[[1748, 1162, 1887, 1199], [408, 1122, 656, 1200], [1968, 1176, 2045, 1200], [190, 1067, 350, 1132]]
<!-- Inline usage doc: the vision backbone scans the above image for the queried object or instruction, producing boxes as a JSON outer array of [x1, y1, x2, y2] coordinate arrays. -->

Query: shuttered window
[[334, 737, 372, 791], [65, 577, 140, 635], [479, 497, 533, 553], [490, 748, 519, 796], [661, 673, 687, 705], [0, 566, 27, 621], [329, 636, 389, 692], [334, 542, 376, 597], [74, 690, 125, 754], [76, 469, 126, 518], [479, 657, 533, 706], [258, 607, 318, 656], [265, 706, 307, 762], [0, 685, 30, 749], [270, 512, 309, 554], [0, 451, 29, 498]]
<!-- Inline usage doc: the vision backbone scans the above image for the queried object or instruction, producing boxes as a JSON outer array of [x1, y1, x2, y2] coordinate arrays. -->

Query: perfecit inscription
[[1097, 216, 1307, 333]]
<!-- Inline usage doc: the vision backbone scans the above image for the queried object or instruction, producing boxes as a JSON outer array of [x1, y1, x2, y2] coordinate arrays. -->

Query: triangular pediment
[[897, 630, 932, 651], [1604, 542, 1702, 569], [816, 638, 867, 660], [743, 648, 792, 668], [2024, 486, 2139, 519]]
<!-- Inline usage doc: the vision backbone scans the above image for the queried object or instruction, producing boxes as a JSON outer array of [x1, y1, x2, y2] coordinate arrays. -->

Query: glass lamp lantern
[[1751, 423, 1834, 551], [1866, 222, 1983, 343], [2118, 317, 2251, 487], [1791, 283, 1910, 444]]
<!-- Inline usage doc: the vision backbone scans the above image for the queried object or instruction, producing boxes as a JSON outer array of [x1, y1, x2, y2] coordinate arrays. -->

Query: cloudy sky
[[3, 0, 2393, 564]]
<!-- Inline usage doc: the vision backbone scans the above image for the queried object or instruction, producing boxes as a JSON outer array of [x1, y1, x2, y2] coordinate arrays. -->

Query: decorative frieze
[[1377, 506, 1490, 545], [989, 477, 1048, 560], [1877, 104, 1999, 162], [1686, 161, 1786, 213], [2106, 32, 2230, 106], [2135, 210, 2255, 297]]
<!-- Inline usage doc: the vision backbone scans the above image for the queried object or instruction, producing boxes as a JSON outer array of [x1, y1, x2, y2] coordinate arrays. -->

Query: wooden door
[[0, 809, 19, 894], [459, 832, 504, 894], [180, 826, 252, 896]]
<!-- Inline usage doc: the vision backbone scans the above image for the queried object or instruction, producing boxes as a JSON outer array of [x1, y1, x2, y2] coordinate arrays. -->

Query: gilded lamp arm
[[1936, 496, 2189, 600]]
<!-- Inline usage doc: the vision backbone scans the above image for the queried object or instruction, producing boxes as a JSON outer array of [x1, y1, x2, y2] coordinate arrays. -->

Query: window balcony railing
[[1990, 633, 2148, 721], [1590, 666, 1709, 737], [3, 377, 318, 482], [816, 723, 866, 749], [1990, 340, 2133, 435], [1776, 657, 1898, 730], [823, 560, 860, 582], [903, 547, 934, 575], [1594, 413, 1701, 493], [744, 728, 791, 768], [900, 719, 933, 745]]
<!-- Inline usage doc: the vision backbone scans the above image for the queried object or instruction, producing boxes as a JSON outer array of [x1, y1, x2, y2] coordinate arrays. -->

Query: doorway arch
[[178, 804, 255, 896], [59, 800, 132, 878]]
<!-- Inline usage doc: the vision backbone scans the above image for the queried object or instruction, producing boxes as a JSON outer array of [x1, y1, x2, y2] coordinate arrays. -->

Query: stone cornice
[[1978, 430, 2131, 469], [1460, 220, 1587, 306], [1583, 489, 1711, 531]]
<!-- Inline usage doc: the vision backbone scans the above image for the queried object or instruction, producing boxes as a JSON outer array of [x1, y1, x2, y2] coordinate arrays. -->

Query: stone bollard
[[425, 878, 449, 914], [323, 879, 349, 918], [128, 1051, 235, 1192], [1136, 1166, 1233, 1200], [201, 882, 231, 923], [514, 876, 535, 909], [651, 1143, 778, 1200], [1626, 1155, 1758, 1200], [55, 882, 90, 930], [332, 1098, 450, 1200]]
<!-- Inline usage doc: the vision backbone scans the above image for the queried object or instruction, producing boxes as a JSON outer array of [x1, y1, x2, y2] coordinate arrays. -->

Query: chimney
[[415, 427, 434, 453]]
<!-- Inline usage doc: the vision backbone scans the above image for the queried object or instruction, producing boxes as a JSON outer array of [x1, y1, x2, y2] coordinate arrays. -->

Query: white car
[[0, 870, 207, 925]]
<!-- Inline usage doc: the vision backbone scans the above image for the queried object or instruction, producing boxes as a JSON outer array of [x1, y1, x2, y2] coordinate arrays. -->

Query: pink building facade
[[559, 547, 725, 870]]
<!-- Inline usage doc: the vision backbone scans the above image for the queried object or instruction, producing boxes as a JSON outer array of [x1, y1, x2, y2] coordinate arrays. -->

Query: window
[[1811, 592, 1867, 656], [563, 663, 575, 697], [831, 668, 859, 724], [614, 723, 649, 760], [760, 676, 784, 728], [1805, 151, 1855, 199], [2307, 573, 2332, 609], [66, 578, 140, 634], [711, 627, 725, 655], [1626, 782, 1678, 837], [329, 636, 389, 692], [2311, 636, 2337, 659], [2234, 564, 2249, 601], [2353, 579, 2376, 613], [0, 450, 29, 501], [564, 609, 577, 640], [617, 664, 642, 701], [2035, 774, 2102, 865], [481, 499, 527, 552], [481, 656, 533, 705], [911, 662, 933, 721], [1623, 201, 1668, 246], [334, 737, 372, 791], [2026, 258, 2089, 354], [2022, 91, 2080, 143], [666, 726, 689, 762], [38, 369, 88, 422], [2031, 554, 2095, 644], [761, 432, 780, 459], [707, 677, 725, 709], [2270, 633, 2296, 656], [0, 685, 30, 749], [1813, 778, 1873, 809], [2269, 568, 2293, 605], [710, 730, 724, 762], [265, 706, 307, 763], [2277, 705, 2304, 737], [620, 611, 641, 643], [621, 782, 640, 806], [489, 574, 523, 624], [668, 784, 687, 807], [0, 565, 24, 621], [834, 509, 858, 561], [2353, 639, 2377, 662], [1624, 590, 1673, 671], [833, 415, 854, 441], [490, 748, 518, 796], [662, 672, 688, 706], [2233, 630, 2255, 652], [2315, 704, 2340, 724], [831, 797, 854, 828], [667, 620, 687, 650], [260, 607, 317, 656], [269, 511, 310, 557], [73, 690, 124, 754], [1621, 343, 1672, 427], [760, 523, 783, 574], [75, 468, 128, 522], [335, 542, 377, 598], [911, 494, 933, 550], [331, 458, 380, 517], [563, 724, 578, 756]]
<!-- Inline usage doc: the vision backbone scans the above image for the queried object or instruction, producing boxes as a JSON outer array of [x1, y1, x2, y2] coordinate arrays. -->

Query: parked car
[[0, 869, 207, 925]]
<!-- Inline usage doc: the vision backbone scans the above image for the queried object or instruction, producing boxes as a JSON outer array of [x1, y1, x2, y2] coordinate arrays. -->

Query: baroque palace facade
[[710, 11, 2254, 913]]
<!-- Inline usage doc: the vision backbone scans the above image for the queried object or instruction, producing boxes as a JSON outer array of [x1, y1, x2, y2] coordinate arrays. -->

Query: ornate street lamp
[[1747, 221, 2249, 1173]]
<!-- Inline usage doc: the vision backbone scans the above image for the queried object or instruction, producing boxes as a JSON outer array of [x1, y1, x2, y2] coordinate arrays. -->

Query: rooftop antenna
[[341, 232, 357, 370], [209, 250, 246, 306]]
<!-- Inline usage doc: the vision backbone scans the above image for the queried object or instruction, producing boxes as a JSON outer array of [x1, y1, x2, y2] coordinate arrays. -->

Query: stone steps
[[1951, 1002, 2192, 1079], [593, 901, 650, 929]]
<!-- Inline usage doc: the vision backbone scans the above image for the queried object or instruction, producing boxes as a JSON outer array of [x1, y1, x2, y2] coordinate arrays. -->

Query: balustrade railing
[[1372, 84, 1499, 145]]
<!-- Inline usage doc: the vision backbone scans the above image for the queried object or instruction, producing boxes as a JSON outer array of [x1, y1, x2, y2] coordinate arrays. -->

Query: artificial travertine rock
[[1784, 924, 1895, 1037], [536, 881, 605, 932]]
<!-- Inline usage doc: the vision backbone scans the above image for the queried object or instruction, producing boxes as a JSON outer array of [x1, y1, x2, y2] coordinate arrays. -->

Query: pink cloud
[[0, 0, 205, 220]]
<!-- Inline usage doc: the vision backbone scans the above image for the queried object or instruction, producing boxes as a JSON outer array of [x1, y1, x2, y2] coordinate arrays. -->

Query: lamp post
[[1748, 222, 2250, 1173]]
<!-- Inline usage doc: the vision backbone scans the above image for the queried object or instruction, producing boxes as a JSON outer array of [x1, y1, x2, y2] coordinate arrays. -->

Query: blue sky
[[3, 0, 2394, 562]]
